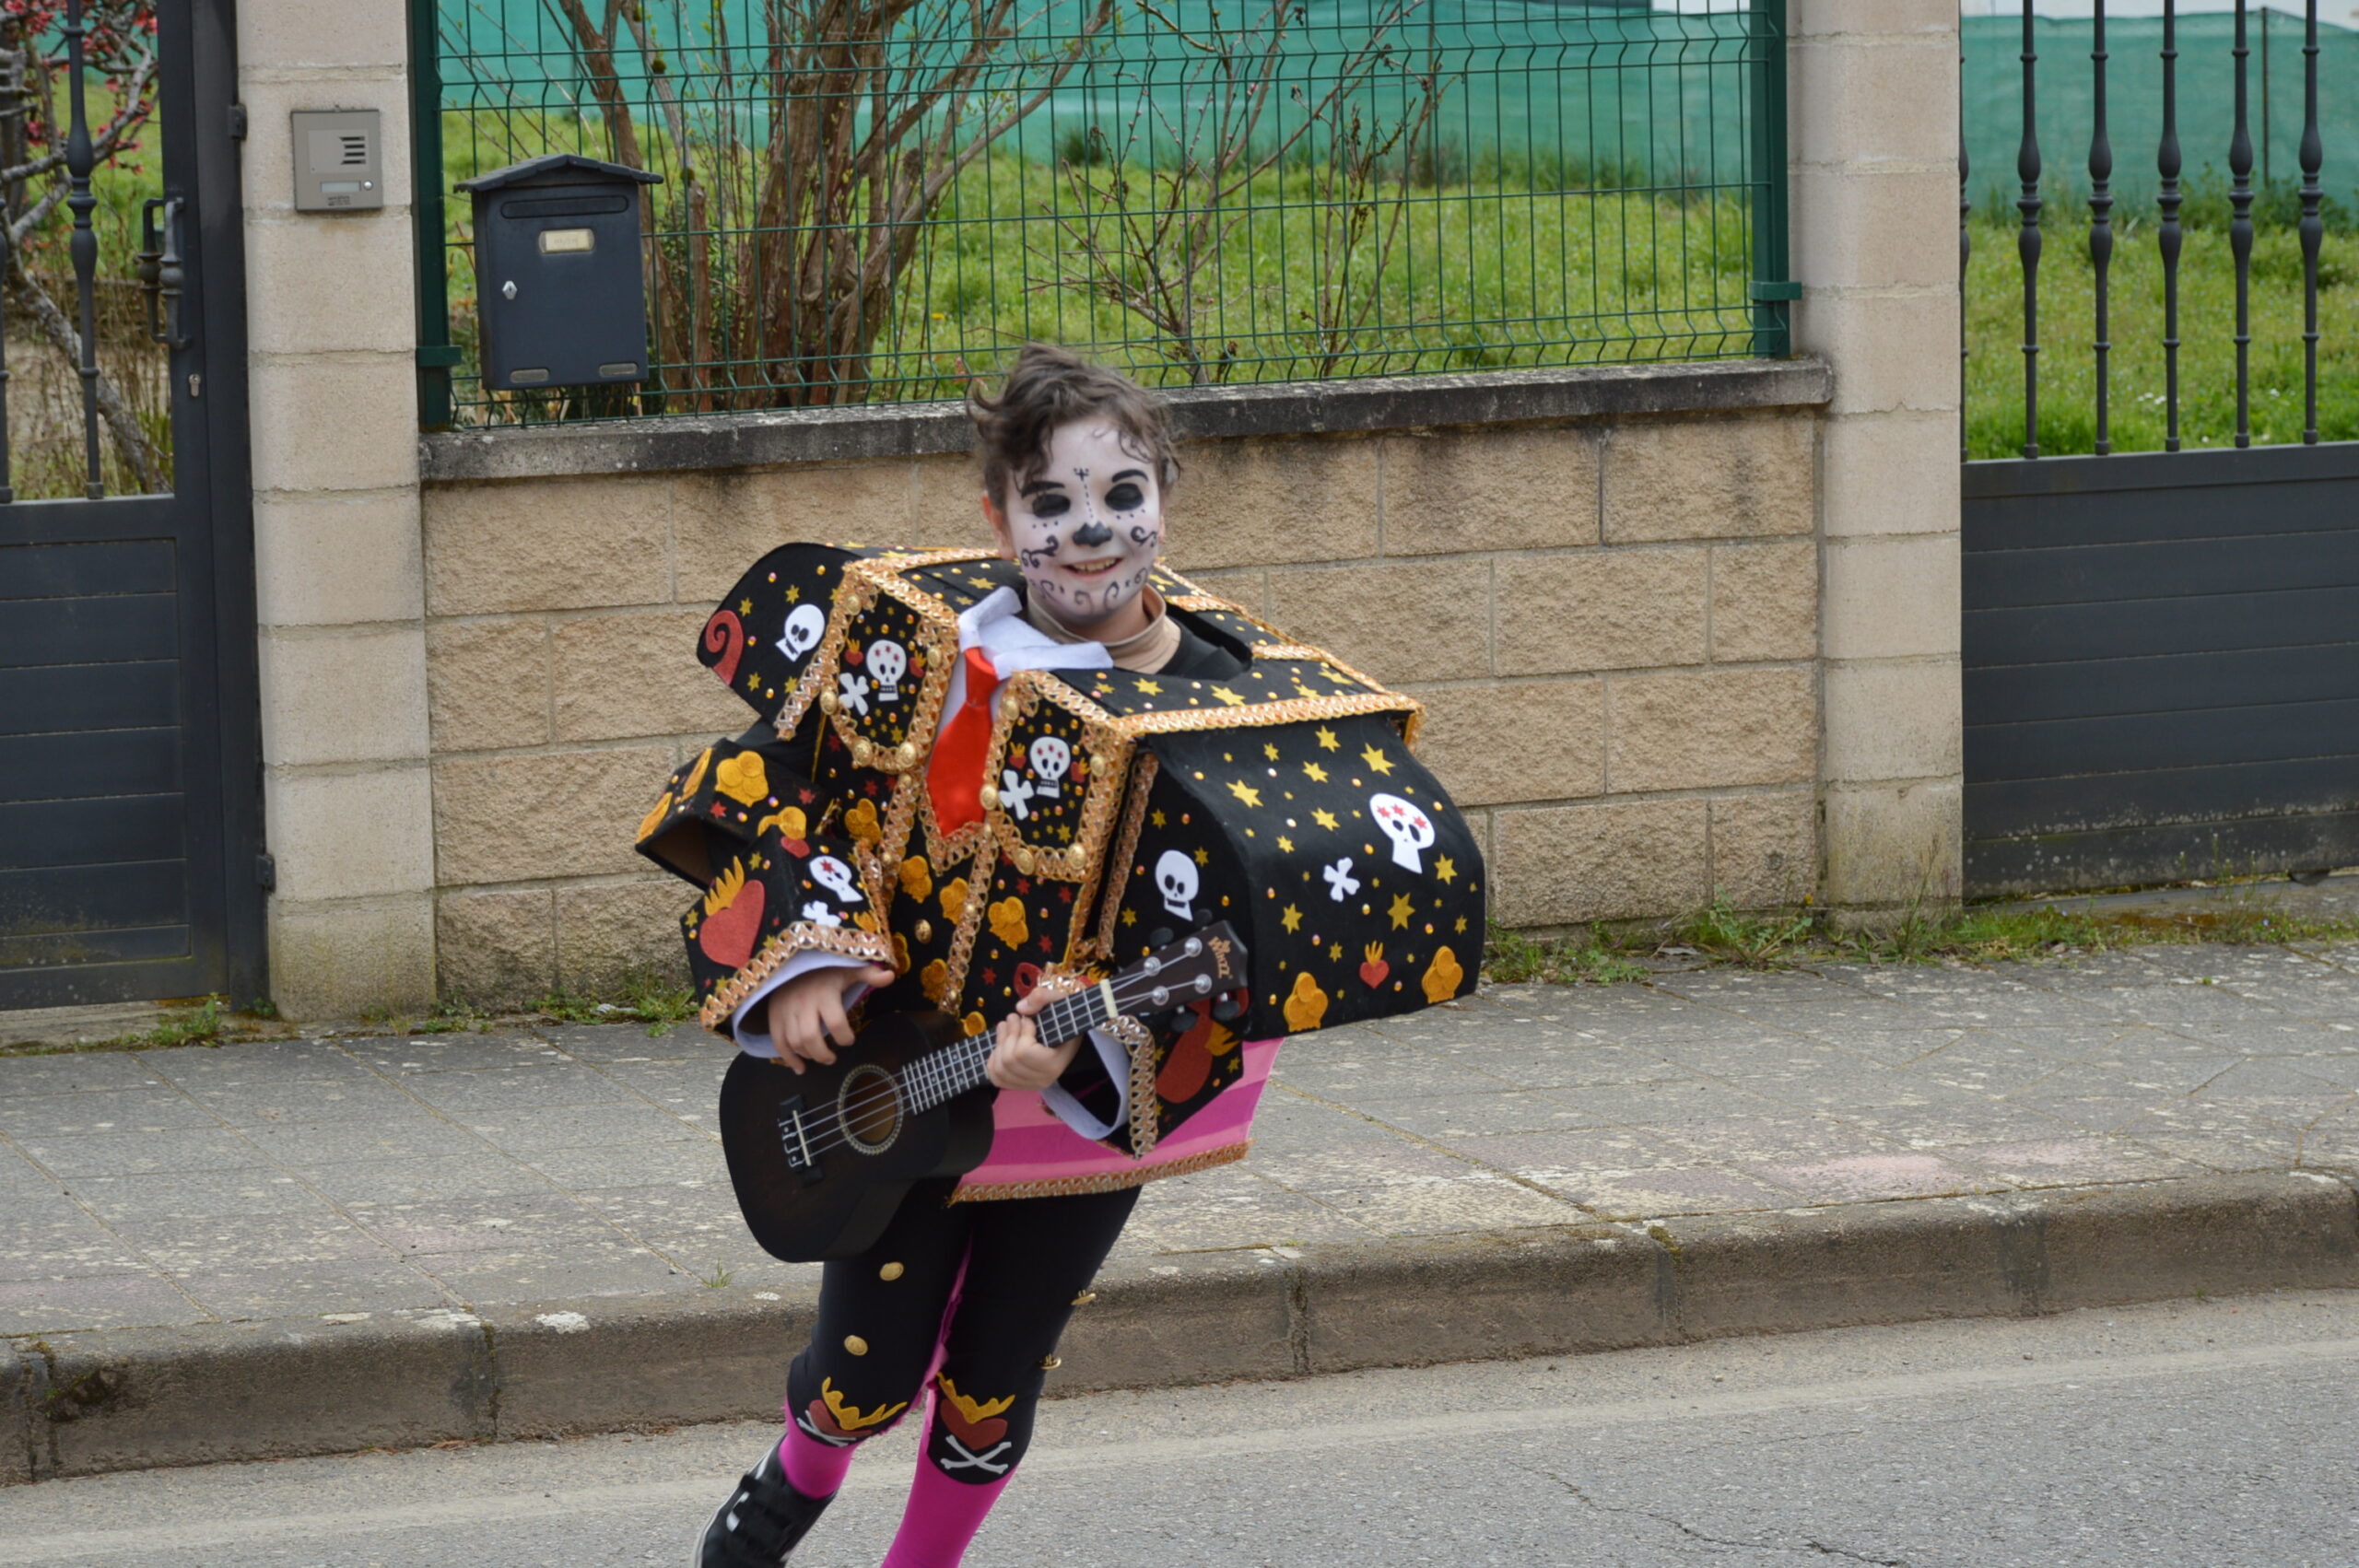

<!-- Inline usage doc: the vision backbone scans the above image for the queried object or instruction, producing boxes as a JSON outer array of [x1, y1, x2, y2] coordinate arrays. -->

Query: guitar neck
[[900, 986, 1111, 1115]]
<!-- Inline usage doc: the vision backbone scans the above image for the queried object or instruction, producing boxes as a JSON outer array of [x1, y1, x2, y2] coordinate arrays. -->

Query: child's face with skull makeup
[[984, 419, 1166, 639]]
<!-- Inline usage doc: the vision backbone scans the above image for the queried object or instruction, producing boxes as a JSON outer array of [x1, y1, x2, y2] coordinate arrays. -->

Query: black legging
[[787, 1179, 1139, 1484]]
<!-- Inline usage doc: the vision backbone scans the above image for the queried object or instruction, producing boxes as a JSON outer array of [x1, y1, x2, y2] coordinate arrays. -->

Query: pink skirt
[[950, 1038, 1284, 1201]]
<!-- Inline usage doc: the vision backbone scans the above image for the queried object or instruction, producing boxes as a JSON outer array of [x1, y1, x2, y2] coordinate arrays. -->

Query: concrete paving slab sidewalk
[[6, 939, 2359, 1480]]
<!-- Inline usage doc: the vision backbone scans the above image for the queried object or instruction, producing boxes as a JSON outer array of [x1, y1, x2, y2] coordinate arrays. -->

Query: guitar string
[[769, 984, 1124, 1165], [773, 938, 1237, 1163], [766, 991, 1094, 1166], [761, 962, 1224, 1166]]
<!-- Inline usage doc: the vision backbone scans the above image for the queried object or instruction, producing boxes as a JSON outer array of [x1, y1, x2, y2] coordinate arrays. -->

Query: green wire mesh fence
[[413, 0, 1789, 425]]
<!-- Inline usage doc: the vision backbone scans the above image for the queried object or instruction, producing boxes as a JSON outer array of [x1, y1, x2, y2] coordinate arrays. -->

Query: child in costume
[[637, 345, 1485, 1567]]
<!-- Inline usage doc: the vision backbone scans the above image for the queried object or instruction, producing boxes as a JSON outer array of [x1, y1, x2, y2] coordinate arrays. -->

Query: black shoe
[[694, 1440, 835, 1567]]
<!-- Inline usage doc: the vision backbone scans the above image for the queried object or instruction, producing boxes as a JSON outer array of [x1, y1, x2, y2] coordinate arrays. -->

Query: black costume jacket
[[638, 544, 1485, 1158]]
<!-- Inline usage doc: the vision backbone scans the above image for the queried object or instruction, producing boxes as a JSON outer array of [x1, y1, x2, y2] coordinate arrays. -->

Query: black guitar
[[718, 923, 1247, 1261]]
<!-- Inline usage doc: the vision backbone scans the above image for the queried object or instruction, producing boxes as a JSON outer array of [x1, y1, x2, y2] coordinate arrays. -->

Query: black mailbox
[[458, 153, 663, 392]]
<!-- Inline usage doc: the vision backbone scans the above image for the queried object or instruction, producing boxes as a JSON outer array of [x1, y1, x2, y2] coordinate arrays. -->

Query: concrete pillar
[[1787, 1, 1966, 918], [240, 2, 434, 1016]]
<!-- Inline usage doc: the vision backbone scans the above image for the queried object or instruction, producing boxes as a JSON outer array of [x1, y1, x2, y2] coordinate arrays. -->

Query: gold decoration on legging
[[879, 1261, 905, 1281], [937, 1376, 1016, 1425], [843, 1335, 869, 1356], [1071, 1291, 1097, 1305], [816, 1377, 905, 1433], [1038, 1355, 1062, 1370]]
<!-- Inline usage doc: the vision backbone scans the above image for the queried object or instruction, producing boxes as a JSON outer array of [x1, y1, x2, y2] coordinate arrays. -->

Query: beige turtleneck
[[1023, 584, 1182, 673]]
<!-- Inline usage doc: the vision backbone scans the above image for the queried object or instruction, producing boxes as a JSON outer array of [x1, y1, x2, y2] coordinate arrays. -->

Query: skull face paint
[[993, 420, 1164, 635]]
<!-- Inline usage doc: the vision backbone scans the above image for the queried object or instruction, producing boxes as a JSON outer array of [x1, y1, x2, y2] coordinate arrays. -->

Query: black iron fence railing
[[1966, 2, 2351, 461]]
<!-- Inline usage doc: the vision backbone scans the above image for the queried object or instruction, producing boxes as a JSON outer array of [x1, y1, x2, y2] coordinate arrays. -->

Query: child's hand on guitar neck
[[985, 989, 1086, 1092], [763, 964, 898, 1073]]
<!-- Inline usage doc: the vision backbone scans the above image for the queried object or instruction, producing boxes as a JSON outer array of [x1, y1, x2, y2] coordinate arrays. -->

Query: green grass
[[529, 972, 700, 1037], [1480, 891, 2359, 986], [0, 995, 256, 1059], [1966, 206, 2359, 459], [1483, 921, 1654, 987]]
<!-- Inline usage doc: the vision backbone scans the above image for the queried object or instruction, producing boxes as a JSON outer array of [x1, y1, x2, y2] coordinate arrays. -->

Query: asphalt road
[[6, 1291, 2357, 1568]]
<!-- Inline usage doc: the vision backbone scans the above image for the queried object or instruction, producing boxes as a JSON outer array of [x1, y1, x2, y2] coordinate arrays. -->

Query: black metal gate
[[1965, 443, 2359, 895], [1962, 1, 2359, 895], [0, 0, 263, 1010]]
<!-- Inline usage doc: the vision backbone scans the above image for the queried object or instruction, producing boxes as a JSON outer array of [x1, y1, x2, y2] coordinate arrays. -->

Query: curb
[[10, 1171, 2357, 1481]]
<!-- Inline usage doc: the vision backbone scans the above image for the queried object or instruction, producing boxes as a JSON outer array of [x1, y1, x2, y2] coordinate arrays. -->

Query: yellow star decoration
[[1276, 835, 1294, 853], [1211, 686, 1246, 707], [1192, 847, 1211, 866], [1280, 904, 1303, 934], [1455, 916, 1468, 933], [1389, 894, 1414, 930], [1227, 780, 1263, 808], [1434, 855, 1458, 884], [785, 584, 801, 603], [1151, 809, 1168, 828], [1311, 809, 1340, 831], [1361, 744, 1395, 776], [1121, 907, 1138, 926], [1263, 743, 1281, 761], [1134, 678, 1163, 695], [1315, 726, 1340, 751], [1303, 761, 1329, 783], [738, 598, 754, 614]]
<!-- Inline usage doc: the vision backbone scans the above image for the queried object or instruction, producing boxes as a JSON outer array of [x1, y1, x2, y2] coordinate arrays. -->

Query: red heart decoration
[[956, 1413, 1009, 1447], [698, 878, 767, 969], [1358, 957, 1391, 989]]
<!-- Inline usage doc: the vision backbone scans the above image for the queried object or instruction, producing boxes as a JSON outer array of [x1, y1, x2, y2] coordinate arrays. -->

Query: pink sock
[[777, 1420, 859, 1500], [877, 1450, 1014, 1568]]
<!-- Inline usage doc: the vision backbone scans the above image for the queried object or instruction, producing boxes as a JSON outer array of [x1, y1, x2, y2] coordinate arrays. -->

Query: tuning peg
[[1158, 1008, 1196, 1037], [1211, 995, 1246, 1024], [1147, 927, 1176, 950]]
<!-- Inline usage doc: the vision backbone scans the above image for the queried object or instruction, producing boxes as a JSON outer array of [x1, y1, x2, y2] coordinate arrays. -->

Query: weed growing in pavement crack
[[534, 972, 698, 1036]]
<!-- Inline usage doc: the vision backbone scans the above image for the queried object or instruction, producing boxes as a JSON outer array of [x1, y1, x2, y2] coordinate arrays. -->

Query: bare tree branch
[[5, 252, 165, 493]]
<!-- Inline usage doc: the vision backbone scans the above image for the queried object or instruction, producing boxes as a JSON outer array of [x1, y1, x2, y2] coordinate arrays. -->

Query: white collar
[[943, 588, 1111, 718]]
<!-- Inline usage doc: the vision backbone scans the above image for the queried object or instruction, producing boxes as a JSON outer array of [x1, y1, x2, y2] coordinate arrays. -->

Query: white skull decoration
[[868, 638, 908, 703], [1027, 736, 1071, 799], [775, 603, 826, 662], [1154, 848, 1198, 923], [1368, 792, 1437, 873], [809, 854, 863, 905]]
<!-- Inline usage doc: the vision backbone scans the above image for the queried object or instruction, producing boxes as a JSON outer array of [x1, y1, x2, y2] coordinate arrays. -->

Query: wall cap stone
[[420, 358, 1836, 484]]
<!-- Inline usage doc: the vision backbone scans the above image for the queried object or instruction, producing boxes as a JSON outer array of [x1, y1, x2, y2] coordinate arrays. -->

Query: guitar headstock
[[1029, 923, 1250, 1047], [1110, 922, 1247, 1020]]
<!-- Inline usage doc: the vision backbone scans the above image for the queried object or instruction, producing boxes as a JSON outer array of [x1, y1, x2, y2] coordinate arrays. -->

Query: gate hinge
[[228, 102, 248, 141], [254, 851, 276, 892]]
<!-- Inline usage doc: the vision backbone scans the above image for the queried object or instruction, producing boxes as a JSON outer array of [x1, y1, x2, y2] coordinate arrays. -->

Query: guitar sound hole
[[838, 1064, 902, 1154]]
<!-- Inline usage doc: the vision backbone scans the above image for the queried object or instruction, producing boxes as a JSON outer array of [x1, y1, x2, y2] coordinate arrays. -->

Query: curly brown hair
[[966, 344, 1180, 510]]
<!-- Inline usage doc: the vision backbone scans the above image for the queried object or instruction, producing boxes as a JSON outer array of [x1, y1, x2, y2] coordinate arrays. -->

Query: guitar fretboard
[[897, 986, 1112, 1115]]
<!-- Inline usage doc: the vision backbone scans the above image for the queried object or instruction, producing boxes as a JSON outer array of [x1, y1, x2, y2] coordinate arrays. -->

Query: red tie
[[927, 647, 1002, 834]]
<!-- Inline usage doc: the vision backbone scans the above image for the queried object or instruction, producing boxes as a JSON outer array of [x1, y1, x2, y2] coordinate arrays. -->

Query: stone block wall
[[1790, 0, 1966, 911], [241, 0, 439, 1019], [421, 402, 1824, 1004]]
